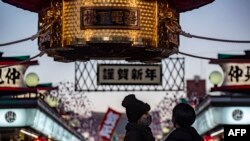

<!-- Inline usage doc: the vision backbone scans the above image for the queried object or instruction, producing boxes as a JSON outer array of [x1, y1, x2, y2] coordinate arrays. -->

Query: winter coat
[[124, 123, 155, 141], [164, 126, 203, 141]]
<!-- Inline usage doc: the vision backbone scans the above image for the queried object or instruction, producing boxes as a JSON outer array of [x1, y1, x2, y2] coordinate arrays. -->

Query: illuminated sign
[[193, 107, 250, 135], [0, 109, 32, 127], [0, 109, 80, 141], [221, 63, 250, 86], [80, 7, 139, 29], [97, 64, 162, 85]]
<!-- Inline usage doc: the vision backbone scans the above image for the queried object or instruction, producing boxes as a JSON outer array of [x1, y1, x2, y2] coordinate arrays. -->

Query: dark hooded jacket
[[164, 127, 203, 141], [124, 123, 155, 141]]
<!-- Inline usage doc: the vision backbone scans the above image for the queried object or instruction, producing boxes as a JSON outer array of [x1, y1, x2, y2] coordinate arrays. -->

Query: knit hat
[[122, 94, 151, 122]]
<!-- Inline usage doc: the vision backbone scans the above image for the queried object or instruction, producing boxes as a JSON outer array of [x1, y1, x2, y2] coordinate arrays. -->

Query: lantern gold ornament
[[3, 0, 214, 62]]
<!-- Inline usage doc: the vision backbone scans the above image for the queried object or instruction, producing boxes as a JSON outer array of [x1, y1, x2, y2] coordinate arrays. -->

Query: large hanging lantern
[[2, 0, 214, 62]]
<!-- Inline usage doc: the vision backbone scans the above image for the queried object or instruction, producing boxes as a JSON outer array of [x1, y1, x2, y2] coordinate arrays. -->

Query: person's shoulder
[[164, 127, 198, 141], [125, 130, 144, 141], [163, 129, 178, 141]]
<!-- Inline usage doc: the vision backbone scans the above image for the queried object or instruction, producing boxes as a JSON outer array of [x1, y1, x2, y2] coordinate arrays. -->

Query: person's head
[[172, 103, 196, 128], [122, 94, 152, 126]]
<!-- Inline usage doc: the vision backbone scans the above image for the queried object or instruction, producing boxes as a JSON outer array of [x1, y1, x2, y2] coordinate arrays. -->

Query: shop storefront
[[0, 98, 84, 141], [193, 95, 250, 141], [0, 53, 84, 141]]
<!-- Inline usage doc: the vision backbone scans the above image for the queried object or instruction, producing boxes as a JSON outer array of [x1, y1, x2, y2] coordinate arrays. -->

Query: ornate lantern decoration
[[2, 0, 214, 62]]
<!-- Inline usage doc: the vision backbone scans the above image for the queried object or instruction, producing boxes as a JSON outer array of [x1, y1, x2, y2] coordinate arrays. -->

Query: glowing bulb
[[25, 73, 39, 87], [209, 71, 223, 86]]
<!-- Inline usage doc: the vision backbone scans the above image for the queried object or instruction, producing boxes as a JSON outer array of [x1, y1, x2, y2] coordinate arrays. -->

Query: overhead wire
[[178, 51, 216, 61], [2, 27, 250, 47], [0, 24, 51, 47], [178, 29, 250, 60], [180, 30, 250, 43], [0, 24, 51, 68], [0, 52, 45, 69], [1, 21, 249, 64]]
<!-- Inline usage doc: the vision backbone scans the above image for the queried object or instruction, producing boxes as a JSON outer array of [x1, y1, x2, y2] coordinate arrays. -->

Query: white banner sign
[[97, 64, 162, 85], [221, 63, 250, 86]]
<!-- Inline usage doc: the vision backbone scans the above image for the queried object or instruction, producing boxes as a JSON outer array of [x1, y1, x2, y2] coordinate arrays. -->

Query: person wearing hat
[[164, 103, 203, 141], [122, 94, 155, 141]]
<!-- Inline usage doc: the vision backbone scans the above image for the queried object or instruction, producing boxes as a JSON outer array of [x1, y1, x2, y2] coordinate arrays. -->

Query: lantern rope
[[0, 24, 51, 47], [0, 51, 45, 69], [178, 51, 216, 61], [180, 30, 250, 43]]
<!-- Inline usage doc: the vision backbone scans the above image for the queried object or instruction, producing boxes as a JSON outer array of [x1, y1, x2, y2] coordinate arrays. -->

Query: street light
[[209, 71, 223, 87], [25, 72, 39, 87], [45, 96, 59, 108]]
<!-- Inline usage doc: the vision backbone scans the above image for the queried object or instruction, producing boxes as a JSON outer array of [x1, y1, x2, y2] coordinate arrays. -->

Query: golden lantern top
[[2, 0, 214, 13], [2, 0, 214, 62]]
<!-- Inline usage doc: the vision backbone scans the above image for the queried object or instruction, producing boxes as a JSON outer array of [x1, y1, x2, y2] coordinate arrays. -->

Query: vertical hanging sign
[[99, 108, 122, 141]]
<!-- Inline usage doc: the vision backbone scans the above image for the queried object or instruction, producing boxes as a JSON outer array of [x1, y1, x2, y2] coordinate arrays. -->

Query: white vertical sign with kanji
[[221, 63, 250, 86], [0, 65, 27, 87], [99, 108, 122, 141]]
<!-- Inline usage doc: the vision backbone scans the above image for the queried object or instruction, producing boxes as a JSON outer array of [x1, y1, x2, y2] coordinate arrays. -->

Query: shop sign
[[193, 107, 250, 135], [232, 109, 243, 121], [80, 7, 139, 29], [0, 109, 80, 141], [0, 109, 32, 127], [99, 108, 122, 141], [97, 64, 162, 85], [5, 111, 16, 123], [31, 109, 80, 141], [193, 108, 215, 135], [0, 65, 27, 87], [221, 63, 250, 86]]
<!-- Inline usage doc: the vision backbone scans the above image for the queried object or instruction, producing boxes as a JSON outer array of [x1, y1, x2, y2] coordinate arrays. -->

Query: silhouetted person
[[122, 94, 155, 141], [164, 103, 203, 141]]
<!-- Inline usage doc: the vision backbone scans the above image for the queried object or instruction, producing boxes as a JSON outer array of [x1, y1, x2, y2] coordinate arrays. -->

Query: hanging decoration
[[2, 0, 214, 62]]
